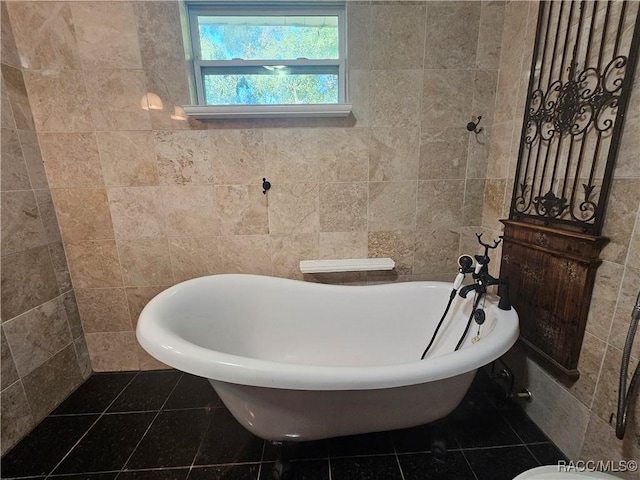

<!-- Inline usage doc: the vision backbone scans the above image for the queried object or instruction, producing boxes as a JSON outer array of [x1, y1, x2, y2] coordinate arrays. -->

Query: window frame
[[186, 2, 348, 114]]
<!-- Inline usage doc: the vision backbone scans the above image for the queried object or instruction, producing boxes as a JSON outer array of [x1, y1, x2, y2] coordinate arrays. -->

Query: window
[[185, 2, 349, 118]]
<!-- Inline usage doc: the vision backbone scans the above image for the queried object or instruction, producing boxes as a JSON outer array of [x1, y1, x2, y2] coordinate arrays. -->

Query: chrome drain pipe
[[615, 289, 640, 440]]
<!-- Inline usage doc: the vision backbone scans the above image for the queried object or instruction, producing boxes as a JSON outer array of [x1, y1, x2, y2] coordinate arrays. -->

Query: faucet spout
[[459, 283, 480, 299]]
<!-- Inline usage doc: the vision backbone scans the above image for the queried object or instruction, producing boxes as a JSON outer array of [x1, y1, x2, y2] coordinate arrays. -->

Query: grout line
[[44, 372, 140, 479], [460, 449, 480, 480], [115, 372, 186, 477], [392, 434, 406, 480]]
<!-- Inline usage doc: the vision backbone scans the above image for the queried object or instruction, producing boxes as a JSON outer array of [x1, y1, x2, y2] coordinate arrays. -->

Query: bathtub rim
[[136, 274, 519, 391]]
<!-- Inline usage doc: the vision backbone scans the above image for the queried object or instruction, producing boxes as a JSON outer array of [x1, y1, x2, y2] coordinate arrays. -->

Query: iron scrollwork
[[510, 1, 640, 235]]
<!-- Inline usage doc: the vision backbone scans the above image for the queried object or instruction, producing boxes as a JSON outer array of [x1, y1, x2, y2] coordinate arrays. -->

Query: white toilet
[[514, 466, 622, 479]]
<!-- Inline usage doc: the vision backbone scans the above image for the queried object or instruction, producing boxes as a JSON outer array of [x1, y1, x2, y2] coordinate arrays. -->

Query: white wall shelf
[[299, 258, 395, 274]]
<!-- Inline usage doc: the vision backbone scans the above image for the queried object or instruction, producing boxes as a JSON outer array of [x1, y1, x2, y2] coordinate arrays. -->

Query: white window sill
[[182, 103, 352, 120]]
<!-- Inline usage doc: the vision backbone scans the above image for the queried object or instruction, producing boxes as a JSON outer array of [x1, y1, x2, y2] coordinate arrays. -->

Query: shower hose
[[615, 289, 640, 439]]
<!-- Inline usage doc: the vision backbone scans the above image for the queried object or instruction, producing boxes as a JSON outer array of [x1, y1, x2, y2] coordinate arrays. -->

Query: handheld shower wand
[[420, 255, 474, 360], [615, 289, 640, 439]]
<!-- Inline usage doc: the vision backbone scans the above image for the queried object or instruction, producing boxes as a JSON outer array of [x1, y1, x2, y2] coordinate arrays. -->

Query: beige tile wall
[[4, 1, 505, 372], [487, 1, 640, 471], [0, 0, 91, 455]]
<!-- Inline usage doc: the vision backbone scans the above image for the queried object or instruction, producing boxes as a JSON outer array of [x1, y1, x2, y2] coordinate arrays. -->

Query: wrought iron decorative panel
[[510, 1, 640, 235]]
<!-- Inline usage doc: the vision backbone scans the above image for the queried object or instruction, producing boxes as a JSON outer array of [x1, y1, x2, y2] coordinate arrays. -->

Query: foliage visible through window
[[189, 5, 345, 107]]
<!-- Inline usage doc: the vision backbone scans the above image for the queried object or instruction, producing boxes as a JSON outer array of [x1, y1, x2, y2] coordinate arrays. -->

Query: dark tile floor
[[1, 370, 567, 480]]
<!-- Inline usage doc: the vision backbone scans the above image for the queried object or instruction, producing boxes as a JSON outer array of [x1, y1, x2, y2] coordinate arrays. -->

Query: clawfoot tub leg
[[270, 441, 293, 480], [430, 421, 448, 462]]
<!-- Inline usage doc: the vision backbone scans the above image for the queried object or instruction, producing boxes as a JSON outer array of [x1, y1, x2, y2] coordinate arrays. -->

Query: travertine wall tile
[[84, 332, 139, 372], [65, 240, 123, 289], [580, 413, 640, 479], [271, 234, 319, 280], [370, 70, 423, 128], [220, 235, 272, 276], [585, 260, 623, 341], [368, 181, 417, 231], [118, 238, 173, 287], [215, 185, 268, 236], [601, 179, 640, 264], [414, 229, 460, 274], [3, 297, 72, 377], [108, 187, 165, 239], [422, 70, 475, 129], [1, 2, 20, 69], [211, 130, 265, 185], [75, 288, 132, 334], [346, 2, 370, 70], [370, 128, 419, 182], [97, 131, 159, 187], [424, 2, 480, 69], [23, 70, 93, 132], [268, 183, 319, 235], [1, 328, 19, 391], [477, 1, 506, 69], [38, 132, 103, 188], [168, 237, 223, 283], [319, 182, 367, 233], [161, 185, 219, 237], [0, 382, 34, 456], [70, 2, 142, 70], [2, 65, 34, 131], [1, 190, 48, 256], [49, 242, 72, 294], [319, 232, 368, 260], [419, 127, 469, 181], [1, 245, 59, 321], [155, 130, 213, 185], [416, 180, 465, 230], [368, 231, 415, 275], [126, 286, 168, 329], [85, 70, 151, 131], [19, 130, 48, 190], [568, 332, 606, 409], [1, 127, 31, 191], [52, 189, 114, 242], [21, 344, 83, 422], [370, 4, 425, 69], [6, 2, 80, 71], [608, 267, 640, 359], [34, 190, 62, 244]]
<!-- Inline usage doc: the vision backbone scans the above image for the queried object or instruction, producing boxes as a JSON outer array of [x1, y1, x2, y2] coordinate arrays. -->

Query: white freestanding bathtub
[[136, 274, 519, 441]]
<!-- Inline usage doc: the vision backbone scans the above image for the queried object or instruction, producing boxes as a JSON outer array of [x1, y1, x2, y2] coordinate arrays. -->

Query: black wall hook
[[467, 115, 483, 134], [262, 178, 271, 194]]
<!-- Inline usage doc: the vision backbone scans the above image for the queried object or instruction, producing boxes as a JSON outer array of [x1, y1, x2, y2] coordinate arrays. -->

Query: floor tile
[[53, 412, 156, 474], [527, 442, 568, 465], [259, 460, 329, 480], [117, 468, 190, 480], [464, 446, 540, 480], [398, 451, 475, 480], [391, 420, 459, 454], [263, 440, 329, 462], [499, 408, 550, 444], [50, 474, 118, 480], [108, 371, 182, 413], [188, 465, 260, 480], [52, 373, 137, 415], [328, 431, 394, 457], [1, 414, 98, 478], [330, 455, 403, 480], [126, 409, 213, 469], [163, 375, 219, 410], [194, 409, 264, 466], [450, 395, 522, 448]]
